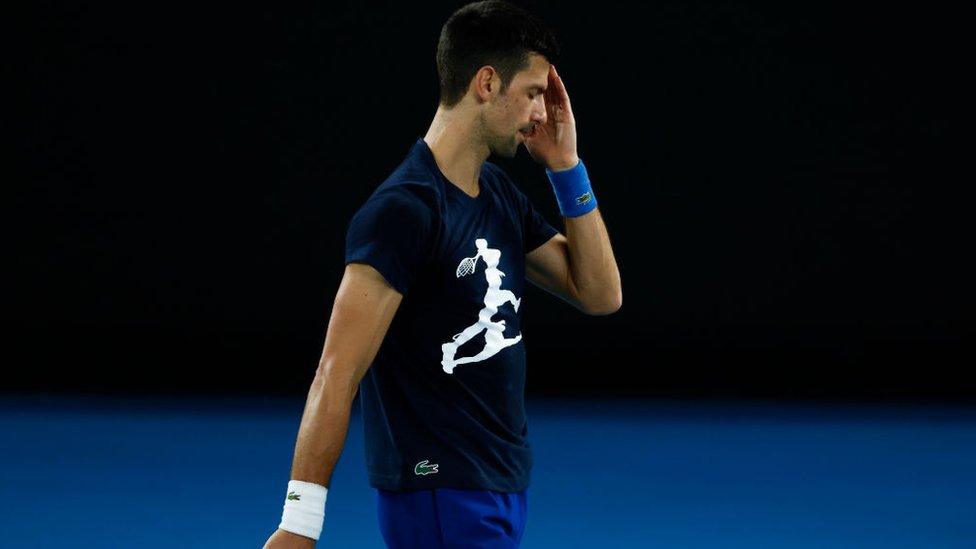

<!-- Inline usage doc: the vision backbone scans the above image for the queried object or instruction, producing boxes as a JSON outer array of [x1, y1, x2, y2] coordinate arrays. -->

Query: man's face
[[482, 53, 550, 158]]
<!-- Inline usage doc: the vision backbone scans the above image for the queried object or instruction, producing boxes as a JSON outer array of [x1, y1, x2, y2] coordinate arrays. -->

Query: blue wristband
[[545, 158, 598, 218]]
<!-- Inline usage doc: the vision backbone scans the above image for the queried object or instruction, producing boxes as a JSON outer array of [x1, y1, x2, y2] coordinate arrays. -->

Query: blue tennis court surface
[[2, 395, 974, 547]]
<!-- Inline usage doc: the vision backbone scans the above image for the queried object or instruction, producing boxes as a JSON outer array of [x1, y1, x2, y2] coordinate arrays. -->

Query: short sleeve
[[344, 187, 433, 295], [515, 185, 559, 254]]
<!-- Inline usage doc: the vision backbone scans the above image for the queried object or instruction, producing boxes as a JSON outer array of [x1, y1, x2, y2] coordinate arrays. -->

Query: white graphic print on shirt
[[440, 238, 522, 374]]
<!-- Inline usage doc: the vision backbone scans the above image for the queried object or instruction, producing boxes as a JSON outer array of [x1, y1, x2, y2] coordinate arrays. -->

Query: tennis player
[[264, 1, 621, 547]]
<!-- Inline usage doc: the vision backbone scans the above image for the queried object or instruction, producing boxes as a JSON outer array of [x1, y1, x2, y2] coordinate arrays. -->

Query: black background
[[13, 2, 972, 399]]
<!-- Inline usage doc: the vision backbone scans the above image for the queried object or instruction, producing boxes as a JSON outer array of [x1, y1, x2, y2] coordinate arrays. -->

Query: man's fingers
[[551, 65, 572, 112], [543, 66, 559, 106], [544, 65, 572, 122]]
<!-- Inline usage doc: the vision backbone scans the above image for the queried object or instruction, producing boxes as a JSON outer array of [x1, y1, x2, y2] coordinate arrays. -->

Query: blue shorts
[[375, 487, 528, 548]]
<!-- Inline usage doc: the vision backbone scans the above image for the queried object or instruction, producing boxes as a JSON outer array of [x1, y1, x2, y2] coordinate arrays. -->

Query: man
[[264, 1, 621, 547]]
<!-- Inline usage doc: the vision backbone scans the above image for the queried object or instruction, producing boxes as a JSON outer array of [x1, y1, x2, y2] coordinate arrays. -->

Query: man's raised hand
[[524, 64, 579, 171]]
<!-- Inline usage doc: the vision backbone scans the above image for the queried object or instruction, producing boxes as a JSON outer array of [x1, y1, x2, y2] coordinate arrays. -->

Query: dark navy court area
[[2, 395, 973, 548]]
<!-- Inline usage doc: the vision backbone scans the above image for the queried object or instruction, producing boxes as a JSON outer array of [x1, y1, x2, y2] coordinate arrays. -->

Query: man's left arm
[[526, 209, 621, 315], [523, 64, 622, 316]]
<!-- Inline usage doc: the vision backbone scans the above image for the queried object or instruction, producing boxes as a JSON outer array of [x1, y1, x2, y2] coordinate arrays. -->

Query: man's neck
[[423, 105, 490, 198]]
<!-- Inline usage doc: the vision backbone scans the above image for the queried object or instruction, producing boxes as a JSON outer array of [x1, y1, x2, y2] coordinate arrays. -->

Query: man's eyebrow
[[530, 84, 547, 93]]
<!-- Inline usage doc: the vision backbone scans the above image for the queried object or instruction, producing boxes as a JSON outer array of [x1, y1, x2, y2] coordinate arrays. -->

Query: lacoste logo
[[287, 491, 301, 501], [575, 192, 592, 205], [414, 459, 439, 476]]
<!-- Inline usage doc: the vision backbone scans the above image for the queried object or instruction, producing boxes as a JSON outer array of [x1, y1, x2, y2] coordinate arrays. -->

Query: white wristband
[[278, 480, 328, 540]]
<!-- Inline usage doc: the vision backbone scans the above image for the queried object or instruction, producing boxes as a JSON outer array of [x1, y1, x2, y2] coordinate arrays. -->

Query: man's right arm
[[264, 262, 403, 548]]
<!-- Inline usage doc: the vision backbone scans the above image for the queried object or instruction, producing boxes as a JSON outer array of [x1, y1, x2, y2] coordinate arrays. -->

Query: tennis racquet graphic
[[456, 255, 480, 278]]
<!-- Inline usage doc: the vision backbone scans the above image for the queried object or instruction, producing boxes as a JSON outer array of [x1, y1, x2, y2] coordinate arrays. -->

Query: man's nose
[[532, 103, 547, 126], [533, 98, 547, 126]]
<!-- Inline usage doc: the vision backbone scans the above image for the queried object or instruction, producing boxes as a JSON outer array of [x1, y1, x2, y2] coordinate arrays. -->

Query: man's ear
[[472, 66, 499, 103]]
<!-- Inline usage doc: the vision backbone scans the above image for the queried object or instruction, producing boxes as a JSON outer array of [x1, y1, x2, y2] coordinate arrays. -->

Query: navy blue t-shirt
[[344, 137, 559, 492]]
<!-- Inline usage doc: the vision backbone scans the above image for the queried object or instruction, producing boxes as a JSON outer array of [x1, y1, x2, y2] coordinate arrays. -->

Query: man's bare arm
[[264, 262, 403, 547], [523, 65, 622, 316], [526, 207, 622, 316]]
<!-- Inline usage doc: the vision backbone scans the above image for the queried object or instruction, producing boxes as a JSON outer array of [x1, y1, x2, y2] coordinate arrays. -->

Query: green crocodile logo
[[575, 192, 592, 205], [414, 459, 439, 476], [287, 491, 301, 501]]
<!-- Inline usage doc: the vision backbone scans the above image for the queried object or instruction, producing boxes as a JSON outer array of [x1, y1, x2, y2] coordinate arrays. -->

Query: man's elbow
[[583, 292, 623, 316], [312, 357, 366, 407]]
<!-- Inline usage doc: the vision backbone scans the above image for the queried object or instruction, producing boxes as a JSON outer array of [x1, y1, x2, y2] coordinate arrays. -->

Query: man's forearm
[[288, 372, 355, 485], [564, 206, 622, 315]]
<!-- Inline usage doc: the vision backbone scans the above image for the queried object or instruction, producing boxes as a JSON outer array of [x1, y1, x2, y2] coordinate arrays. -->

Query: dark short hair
[[436, 1, 560, 108]]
